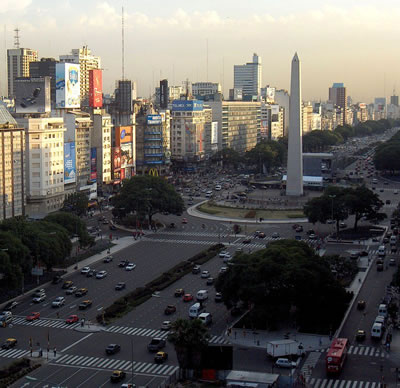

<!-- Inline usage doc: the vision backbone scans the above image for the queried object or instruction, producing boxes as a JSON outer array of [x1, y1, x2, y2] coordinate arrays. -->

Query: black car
[[106, 344, 121, 355], [52, 276, 62, 284], [147, 338, 166, 352], [119, 260, 129, 268], [86, 270, 96, 278], [115, 282, 126, 291]]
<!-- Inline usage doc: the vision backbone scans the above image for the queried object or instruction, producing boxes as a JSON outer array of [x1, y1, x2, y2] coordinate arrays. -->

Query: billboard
[[89, 69, 103, 108], [113, 147, 121, 172], [115, 126, 134, 146], [56, 63, 80, 108], [15, 77, 51, 113], [147, 115, 162, 125], [172, 100, 203, 111], [211, 122, 218, 144], [121, 143, 134, 168], [64, 142, 76, 184], [90, 147, 97, 182]]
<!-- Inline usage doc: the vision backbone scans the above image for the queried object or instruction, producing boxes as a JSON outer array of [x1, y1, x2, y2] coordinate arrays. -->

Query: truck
[[266, 340, 305, 358]]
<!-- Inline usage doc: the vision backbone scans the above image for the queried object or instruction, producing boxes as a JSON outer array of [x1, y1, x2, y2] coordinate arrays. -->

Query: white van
[[196, 290, 208, 301], [189, 303, 203, 319], [371, 322, 383, 339], [205, 191, 213, 198], [378, 304, 388, 318], [378, 246, 386, 257], [198, 312, 212, 325], [375, 315, 385, 326]]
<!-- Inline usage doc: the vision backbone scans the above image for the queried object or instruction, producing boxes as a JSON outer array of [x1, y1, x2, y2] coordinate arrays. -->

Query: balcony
[[144, 153, 163, 157]]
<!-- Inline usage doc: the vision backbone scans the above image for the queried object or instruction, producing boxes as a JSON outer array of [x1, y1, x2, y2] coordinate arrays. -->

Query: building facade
[[17, 117, 65, 216], [192, 82, 222, 101], [0, 107, 25, 220], [29, 58, 58, 108], [329, 83, 347, 125], [234, 53, 262, 100], [7, 48, 38, 98]]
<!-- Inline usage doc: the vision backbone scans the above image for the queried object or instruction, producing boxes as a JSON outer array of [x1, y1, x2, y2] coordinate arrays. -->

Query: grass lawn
[[197, 202, 304, 219]]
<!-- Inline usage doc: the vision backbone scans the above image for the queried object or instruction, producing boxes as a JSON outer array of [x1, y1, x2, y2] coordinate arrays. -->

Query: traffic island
[[74, 322, 105, 333], [0, 358, 41, 387]]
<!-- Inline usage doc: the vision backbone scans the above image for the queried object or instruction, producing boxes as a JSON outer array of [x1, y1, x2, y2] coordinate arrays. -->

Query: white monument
[[286, 53, 303, 196]]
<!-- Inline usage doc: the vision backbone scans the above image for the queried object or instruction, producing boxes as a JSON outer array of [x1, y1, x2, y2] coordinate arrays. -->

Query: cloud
[[0, 0, 32, 14]]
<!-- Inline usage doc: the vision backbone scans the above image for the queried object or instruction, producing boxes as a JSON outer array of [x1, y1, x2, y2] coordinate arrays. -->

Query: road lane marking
[[61, 333, 93, 353]]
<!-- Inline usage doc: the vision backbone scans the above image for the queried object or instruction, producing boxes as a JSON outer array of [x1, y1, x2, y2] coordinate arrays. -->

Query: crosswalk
[[106, 325, 230, 344], [52, 353, 179, 376], [301, 351, 321, 380], [12, 316, 81, 330], [0, 348, 29, 359], [159, 231, 245, 238], [316, 345, 388, 358], [308, 378, 380, 388]]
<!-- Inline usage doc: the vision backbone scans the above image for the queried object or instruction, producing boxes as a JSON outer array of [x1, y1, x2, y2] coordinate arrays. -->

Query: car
[[377, 263, 384, 271], [161, 321, 172, 331], [164, 305, 176, 315], [52, 275, 62, 284], [79, 300, 92, 310], [125, 263, 136, 271], [395, 190, 399, 195], [147, 338, 166, 352], [201, 270, 210, 278], [81, 267, 90, 274], [103, 255, 113, 263], [271, 232, 280, 238], [106, 344, 121, 355], [154, 351, 168, 363], [219, 251, 231, 259], [2, 338, 17, 349], [66, 315, 79, 324], [110, 370, 126, 383], [32, 294, 46, 303], [386, 200, 391, 205], [326, 219, 335, 224], [96, 270, 107, 279], [356, 329, 366, 341], [257, 232, 266, 238], [292, 224, 300, 230], [115, 282, 126, 291], [389, 258, 396, 266], [65, 286, 78, 295], [219, 266, 228, 274], [62, 280, 73, 289], [215, 292, 223, 303], [309, 233, 317, 240], [183, 293, 193, 302], [383, 237, 389, 244], [182, 218, 188, 224], [32, 289, 46, 298], [102, 220, 109, 225], [242, 238, 251, 244], [4, 301, 18, 310], [359, 250, 369, 257], [392, 246, 398, 253], [174, 288, 184, 297], [86, 269, 97, 277], [307, 229, 315, 236], [236, 247, 243, 252], [380, 189, 384, 192], [206, 277, 214, 285], [26, 312, 40, 321], [357, 300, 366, 310], [52, 297, 65, 308], [119, 260, 129, 268], [192, 265, 201, 274], [339, 222, 347, 229], [275, 358, 297, 368], [295, 226, 303, 232], [75, 288, 88, 297]]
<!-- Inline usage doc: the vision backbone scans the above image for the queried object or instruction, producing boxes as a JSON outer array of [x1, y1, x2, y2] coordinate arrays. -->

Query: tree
[[62, 192, 89, 216], [245, 140, 285, 173], [112, 176, 184, 226], [0, 251, 23, 290], [211, 148, 241, 168], [215, 240, 351, 333], [168, 318, 210, 377]]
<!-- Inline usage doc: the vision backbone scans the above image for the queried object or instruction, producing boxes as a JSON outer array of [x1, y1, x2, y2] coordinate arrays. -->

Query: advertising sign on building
[[15, 77, 51, 113], [113, 147, 121, 172], [172, 100, 203, 111], [115, 126, 133, 146], [56, 63, 80, 108], [211, 122, 218, 144], [90, 147, 97, 182], [121, 143, 134, 168], [147, 115, 162, 125], [64, 142, 76, 184], [89, 69, 103, 108]]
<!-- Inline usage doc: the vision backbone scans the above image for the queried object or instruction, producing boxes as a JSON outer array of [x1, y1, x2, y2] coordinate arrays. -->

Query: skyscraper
[[329, 83, 347, 125], [7, 48, 38, 97], [234, 53, 262, 100], [286, 53, 303, 196], [60, 46, 101, 105]]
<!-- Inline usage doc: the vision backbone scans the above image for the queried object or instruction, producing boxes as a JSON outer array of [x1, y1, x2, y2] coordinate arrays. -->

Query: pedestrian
[[319, 338, 322, 346], [53, 347, 56, 357]]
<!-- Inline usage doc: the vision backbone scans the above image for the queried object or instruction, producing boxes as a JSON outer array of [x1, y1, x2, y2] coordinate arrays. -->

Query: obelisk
[[286, 53, 303, 196]]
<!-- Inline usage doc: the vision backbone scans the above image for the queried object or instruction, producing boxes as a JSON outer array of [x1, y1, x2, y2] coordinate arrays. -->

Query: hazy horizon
[[1, 0, 399, 103]]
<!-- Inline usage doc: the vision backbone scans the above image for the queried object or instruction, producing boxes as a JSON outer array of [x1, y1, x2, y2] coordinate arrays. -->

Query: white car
[[219, 267, 228, 274], [65, 286, 78, 295], [52, 297, 65, 308], [80, 267, 90, 275], [219, 251, 231, 259], [223, 256, 232, 263], [201, 270, 210, 278], [32, 294, 46, 303], [96, 271, 107, 279], [125, 263, 136, 271], [161, 321, 171, 331], [275, 358, 297, 368]]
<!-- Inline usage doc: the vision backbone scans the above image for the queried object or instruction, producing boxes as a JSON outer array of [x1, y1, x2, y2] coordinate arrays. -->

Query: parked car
[[275, 358, 297, 368], [192, 265, 201, 274], [271, 232, 280, 238], [86, 269, 96, 278], [357, 300, 366, 310]]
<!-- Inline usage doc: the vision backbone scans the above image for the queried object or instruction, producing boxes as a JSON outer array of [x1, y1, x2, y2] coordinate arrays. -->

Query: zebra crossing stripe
[[157, 364, 170, 374], [85, 357, 101, 367], [81, 357, 96, 366], [140, 363, 154, 373], [345, 381, 352, 388], [70, 356, 86, 365], [326, 379, 333, 388]]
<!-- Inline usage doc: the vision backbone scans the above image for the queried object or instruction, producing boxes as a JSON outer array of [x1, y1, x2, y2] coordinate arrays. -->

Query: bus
[[326, 338, 349, 374]]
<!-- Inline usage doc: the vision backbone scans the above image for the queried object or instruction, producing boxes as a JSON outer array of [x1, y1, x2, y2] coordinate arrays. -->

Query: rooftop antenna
[[206, 38, 208, 82], [14, 27, 20, 49], [122, 6, 125, 80]]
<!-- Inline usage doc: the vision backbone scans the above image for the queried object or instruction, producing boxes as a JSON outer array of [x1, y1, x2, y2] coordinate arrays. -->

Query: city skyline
[[1, 0, 399, 101]]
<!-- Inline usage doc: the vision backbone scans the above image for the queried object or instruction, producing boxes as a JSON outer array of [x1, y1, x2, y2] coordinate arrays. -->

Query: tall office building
[[7, 48, 38, 97], [60, 46, 101, 105], [328, 83, 347, 125], [0, 106, 25, 220], [390, 95, 399, 107], [234, 53, 262, 100], [29, 58, 58, 108]]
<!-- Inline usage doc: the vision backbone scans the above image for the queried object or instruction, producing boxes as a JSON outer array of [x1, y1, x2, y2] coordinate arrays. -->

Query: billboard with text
[[56, 63, 80, 108], [64, 142, 76, 184], [90, 147, 97, 182], [89, 69, 103, 108]]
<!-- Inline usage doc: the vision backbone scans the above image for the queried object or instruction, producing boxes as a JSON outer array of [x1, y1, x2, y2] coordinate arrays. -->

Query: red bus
[[325, 338, 349, 374]]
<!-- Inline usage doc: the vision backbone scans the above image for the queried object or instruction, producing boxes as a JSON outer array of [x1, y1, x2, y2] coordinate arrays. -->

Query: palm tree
[[168, 318, 210, 378]]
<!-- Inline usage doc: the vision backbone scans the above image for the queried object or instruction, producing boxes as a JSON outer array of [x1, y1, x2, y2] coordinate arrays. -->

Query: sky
[[1, 0, 400, 102]]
